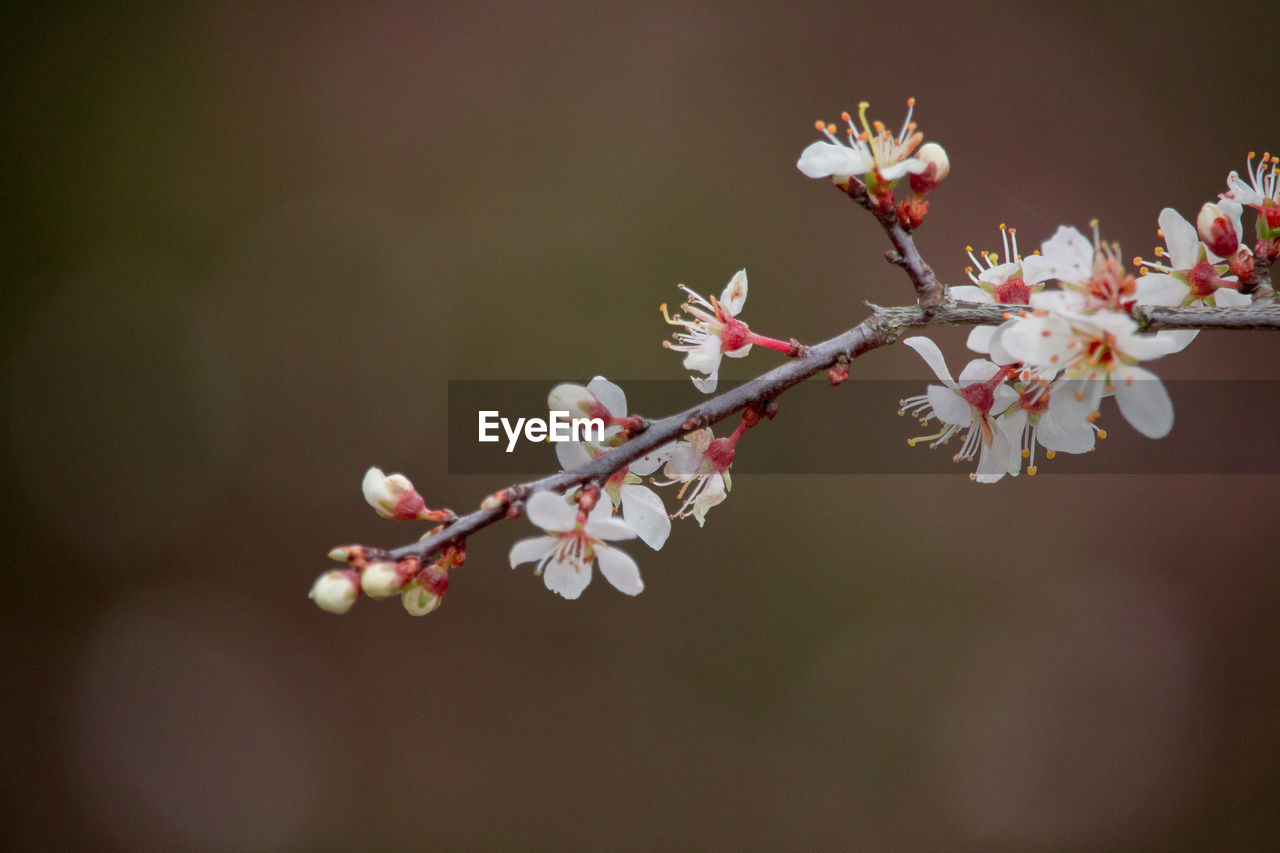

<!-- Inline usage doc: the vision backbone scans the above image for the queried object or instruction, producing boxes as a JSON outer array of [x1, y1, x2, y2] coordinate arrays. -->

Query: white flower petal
[[1213, 288, 1252, 307], [796, 141, 871, 179], [1028, 289, 1085, 315], [1134, 273, 1189, 306], [974, 421, 1016, 483], [683, 335, 723, 374], [926, 384, 973, 427], [691, 472, 728, 526], [902, 336, 955, 385], [620, 483, 671, 550], [1030, 225, 1094, 284], [949, 285, 991, 303], [587, 376, 627, 418], [1049, 377, 1102, 426], [719, 269, 748, 316], [986, 320, 1020, 366], [1114, 365, 1173, 439], [1225, 170, 1262, 206], [583, 515, 637, 542], [525, 491, 578, 532], [1157, 207, 1200, 270], [958, 358, 1000, 384], [1036, 410, 1095, 454], [998, 314, 1071, 367], [543, 550, 592, 599], [629, 442, 676, 476], [594, 543, 644, 596], [1154, 328, 1198, 354], [966, 325, 996, 355], [691, 372, 718, 394], [556, 440, 594, 472], [509, 535, 558, 569], [877, 157, 927, 181], [724, 341, 753, 358], [978, 262, 1020, 286]]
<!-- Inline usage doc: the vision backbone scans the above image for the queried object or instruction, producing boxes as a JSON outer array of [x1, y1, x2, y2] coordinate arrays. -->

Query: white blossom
[[509, 491, 642, 600]]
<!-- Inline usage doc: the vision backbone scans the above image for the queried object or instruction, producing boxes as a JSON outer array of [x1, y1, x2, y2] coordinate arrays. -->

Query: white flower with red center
[[1223, 151, 1280, 232], [645, 425, 744, 526], [897, 337, 1020, 483], [661, 270, 797, 394], [509, 491, 642, 600], [1020, 223, 1171, 314], [990, 309, 1182, 439], [996, 378, 1101, 475], [950, 224, 1043, 354], [551, 377, 671, 551], [1133, 207, 1250, 307], [797, 99, 928, 190]]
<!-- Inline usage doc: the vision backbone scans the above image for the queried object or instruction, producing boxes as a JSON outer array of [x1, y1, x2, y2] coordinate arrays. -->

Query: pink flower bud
[[1196, 202, 1239, 258], [362, 467, 428, 520], [909, 142, 950, 196], [360, 560, 412, 599], [309, 569, 360, 614]]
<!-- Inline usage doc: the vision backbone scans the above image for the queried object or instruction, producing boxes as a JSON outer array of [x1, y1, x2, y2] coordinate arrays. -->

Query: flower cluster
[[899, 143, 1277, 480], [508, 378, 760, 599]]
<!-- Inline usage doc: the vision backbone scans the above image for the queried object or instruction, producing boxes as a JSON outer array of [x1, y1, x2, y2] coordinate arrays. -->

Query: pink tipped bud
[[309, 569, 360, 614], [402, 564, 450, 616], [360, 560, 413, 599], [480, 490, 506, 511], [908, 142, 950, 195], [362, 467, 428, 520], [1197, 202, 1240, 258]]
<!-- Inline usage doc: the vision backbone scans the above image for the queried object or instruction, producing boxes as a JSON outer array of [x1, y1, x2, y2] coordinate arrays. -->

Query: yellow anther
[[659, 303, 684, 326]]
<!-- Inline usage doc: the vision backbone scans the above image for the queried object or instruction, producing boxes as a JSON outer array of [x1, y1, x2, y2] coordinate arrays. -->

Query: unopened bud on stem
[[1197, 202, 1240, 258], [309, 569, 361, 614]]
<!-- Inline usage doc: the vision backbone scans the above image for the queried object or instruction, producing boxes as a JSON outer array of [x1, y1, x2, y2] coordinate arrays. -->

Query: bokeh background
[[4, 1, 1280, 849]]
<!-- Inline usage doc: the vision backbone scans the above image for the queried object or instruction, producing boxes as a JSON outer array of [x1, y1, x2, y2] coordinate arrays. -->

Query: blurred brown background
[[4, 1, 1280, 849]]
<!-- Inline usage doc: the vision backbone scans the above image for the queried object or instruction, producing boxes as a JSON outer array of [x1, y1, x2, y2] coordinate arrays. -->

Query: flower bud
[[909, 142, 950, 196], [327, 544, 370, 566], [360, 560, 411, 599], [402, 564, 449, 616], [547, 383, 598, 418], [309, 569, 360, 614], [1196, 202, 1239, 258], [362, 467, 428, 521]]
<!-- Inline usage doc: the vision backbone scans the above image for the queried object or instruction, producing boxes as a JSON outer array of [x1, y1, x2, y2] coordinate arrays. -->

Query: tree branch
[[379, 297, 1280, 565]]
